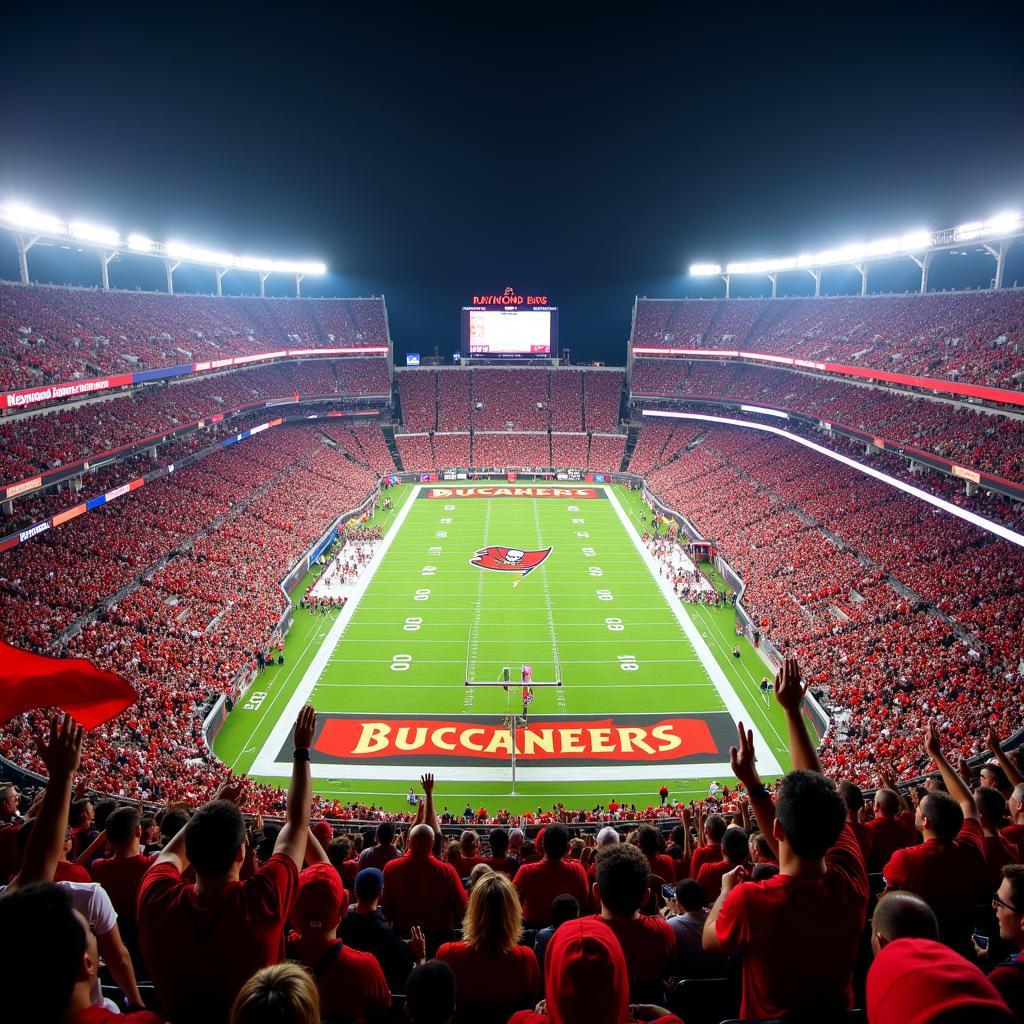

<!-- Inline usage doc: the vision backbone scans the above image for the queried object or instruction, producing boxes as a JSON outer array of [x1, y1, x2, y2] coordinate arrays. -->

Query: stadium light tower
[[690, 211, 1023, 297], [0, 199, 328, 297]]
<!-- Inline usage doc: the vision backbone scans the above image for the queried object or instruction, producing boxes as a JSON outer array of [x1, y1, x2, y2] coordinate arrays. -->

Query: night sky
[[1, 2, 1022, 364]]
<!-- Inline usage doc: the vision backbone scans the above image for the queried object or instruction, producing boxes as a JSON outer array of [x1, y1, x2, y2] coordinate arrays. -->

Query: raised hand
[[924, 718, 943, 763], [773, 656, 808, 713], [294, 705, 317, 749], [420, 772, 435, 794], [214, 777, 246, 805], [720, 864, 748, 895], [987, 727, 1002, 756], [729, 720, 760, 789], [408, 925, 426, 962], [32, 713, 84, 779]]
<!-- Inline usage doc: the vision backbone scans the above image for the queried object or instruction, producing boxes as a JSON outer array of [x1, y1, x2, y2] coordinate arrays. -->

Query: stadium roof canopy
[[690, 210, 1023, 297], [0, 200, 327, 297]]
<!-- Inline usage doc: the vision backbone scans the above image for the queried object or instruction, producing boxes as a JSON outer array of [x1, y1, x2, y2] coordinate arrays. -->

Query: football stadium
[[2, 5, 1024, 1024]]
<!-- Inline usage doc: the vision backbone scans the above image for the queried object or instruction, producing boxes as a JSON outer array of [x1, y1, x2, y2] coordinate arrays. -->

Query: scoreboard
[[461, 289, 557, 358]]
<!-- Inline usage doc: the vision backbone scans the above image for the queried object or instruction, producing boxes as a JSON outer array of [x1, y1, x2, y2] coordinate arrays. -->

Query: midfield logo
[[470, 545, 552, 577]]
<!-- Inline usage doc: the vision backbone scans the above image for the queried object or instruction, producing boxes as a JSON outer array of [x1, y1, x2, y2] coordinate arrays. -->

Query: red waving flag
[[0, 640, 136, 729]]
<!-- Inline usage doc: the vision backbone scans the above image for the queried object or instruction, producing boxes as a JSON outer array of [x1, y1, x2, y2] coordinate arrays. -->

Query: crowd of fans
[[631, 357, 1024, 485], [632, 291, 1024, 388], [0, 283, 389, 391], [5, 660, 1024, 1024], [642, 422, 1024, 783], [396, 368, 624, 432], [394, 430, 627, 472]]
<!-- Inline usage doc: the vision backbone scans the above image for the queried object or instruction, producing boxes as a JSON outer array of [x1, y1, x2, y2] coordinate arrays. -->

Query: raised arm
[[274, 705, 317, 869], [774, 656, 821, 775], [730, 721, 778, 857], [987, 727, 1024, 788], [12, 713, 84, 888], [925, 719, 978, 821], [420, 773, 440, 837]]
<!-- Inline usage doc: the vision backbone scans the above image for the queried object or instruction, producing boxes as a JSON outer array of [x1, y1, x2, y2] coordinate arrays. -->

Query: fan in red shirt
[[865, 788, 918, 872], [514, 824, 590, 928], [286, 862, 390, 1024], [508, 917, 682, 1024], [688, 813, 725, 879], [381, 822, 466, 949], [588, 843, 677, 1003], [437, 870, 541, 1019], [484, 827, 521, 880], [985, 728, 1024, 859], [976, 786, 1021, 886], [449, 829, 487, 878], [838, 781, 872, 864], [704, 657, 869, 1022], [90, 805, 155, 966], [882, 720, 989, 956], [984, 865, 1024, 1021], [138, 706, 317, 1024], [636, 824, 677, 885], [695, 826, 749, 904]]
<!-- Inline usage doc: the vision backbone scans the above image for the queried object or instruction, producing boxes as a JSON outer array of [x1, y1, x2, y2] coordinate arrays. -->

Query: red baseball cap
[[311, 819, 334, 849], [292, 863, 348, 931], [544, 917, 629, 1024], [868, 938, 1015, 1024]]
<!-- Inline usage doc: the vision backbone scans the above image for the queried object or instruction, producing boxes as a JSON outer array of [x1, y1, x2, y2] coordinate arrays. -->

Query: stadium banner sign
[[420, 486, 605, 500], [0, 373, 135, 410], [285, 712, 738, 767], [630, 348, 1024, 408]]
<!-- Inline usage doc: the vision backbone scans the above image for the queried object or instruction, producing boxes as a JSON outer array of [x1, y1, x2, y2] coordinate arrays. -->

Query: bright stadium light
[[127, 233, 155, 252], [986, 210, 1023, 234], [273, 259, 327, 275], [0, 202, 65, 235], [69, 220, 121, 247], [901, 229, 932, 251], [689, 263, 722, 276], [237, 255, 276, 272], [166, 241, 236, 267]]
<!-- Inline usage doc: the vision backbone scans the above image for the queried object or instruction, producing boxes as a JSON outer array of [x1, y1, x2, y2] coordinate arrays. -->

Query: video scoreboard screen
[[461, 303, 558, 358]]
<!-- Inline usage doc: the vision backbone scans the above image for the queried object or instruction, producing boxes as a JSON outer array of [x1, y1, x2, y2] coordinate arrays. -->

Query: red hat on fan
[[311, 819, 334, 849], [543, 917, 629, 1024], [868, 938, 1015, 1024], [291, 863, 348, 932]]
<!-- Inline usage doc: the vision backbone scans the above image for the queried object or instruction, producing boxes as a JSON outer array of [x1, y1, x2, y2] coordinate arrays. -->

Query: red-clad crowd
[[632, 291, 1024, 388], [631, 356, 1024, 486], [4, 660, 1024, 1024], [0, 283, 389, 391], [643, 422, 1024, 783]]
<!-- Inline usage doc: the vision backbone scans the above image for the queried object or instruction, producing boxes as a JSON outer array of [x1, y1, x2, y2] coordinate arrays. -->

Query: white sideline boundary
[[248, 483, 780, 782], [603, 486, 783, 777]]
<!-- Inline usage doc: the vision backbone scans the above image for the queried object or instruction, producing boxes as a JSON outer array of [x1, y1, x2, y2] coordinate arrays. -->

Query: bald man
[[871, 891, 939, 956], [382, 824, 466, 954]]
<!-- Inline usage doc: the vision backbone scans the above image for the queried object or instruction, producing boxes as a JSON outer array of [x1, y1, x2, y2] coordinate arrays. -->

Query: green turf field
[[214, 482, 795, 812]]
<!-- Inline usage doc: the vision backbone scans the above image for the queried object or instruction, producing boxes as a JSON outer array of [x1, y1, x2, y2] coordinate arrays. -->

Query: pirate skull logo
[[504, 549, 525, 565]]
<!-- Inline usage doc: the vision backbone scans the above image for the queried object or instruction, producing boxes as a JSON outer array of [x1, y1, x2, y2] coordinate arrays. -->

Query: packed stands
[[432, 432, 471, 467], [632, 290, 1024, 388], [550, 368, 584, 430], [550, 432, 588, 468], [470, 368, 550, 429], [470, 432, 550, 468], [584, 370, 624, 429], [643, 422, 1024, 782], [395, 431, 433, 471], [0, 283, 389, 391], [396, 368, 438, 430], [632, 357, 1024, 485], [587, 433, 627, 472]]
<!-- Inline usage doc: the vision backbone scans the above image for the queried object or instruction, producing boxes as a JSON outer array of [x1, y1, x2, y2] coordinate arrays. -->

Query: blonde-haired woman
[[231, 963, 319, 1024], [437, 871, 540, 1019]]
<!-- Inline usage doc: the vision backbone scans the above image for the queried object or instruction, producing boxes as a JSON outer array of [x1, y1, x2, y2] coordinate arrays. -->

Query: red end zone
[[422, 486, 603, 499]]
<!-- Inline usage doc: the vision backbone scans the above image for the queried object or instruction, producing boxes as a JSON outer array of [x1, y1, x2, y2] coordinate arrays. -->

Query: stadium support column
[[295, 272, 304, 298], [259, 271, 269, 298], [806, 268, 822, 297], [99, 250, 115, 291], [910, 251, 933, 294], [15, 233, 36, 285], [164, 259, 180, 295], [767, 273, 778, 299], [854, 262, 869, 296], [215, 268, 227, 297], [983, 239, 1010, 290], [720, 272, 731, 298]]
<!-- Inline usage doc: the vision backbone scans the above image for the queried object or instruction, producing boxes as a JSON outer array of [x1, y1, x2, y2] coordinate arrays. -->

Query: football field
[[215, 482, 794, 812]]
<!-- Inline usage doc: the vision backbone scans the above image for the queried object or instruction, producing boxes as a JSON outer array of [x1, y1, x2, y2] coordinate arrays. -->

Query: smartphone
[[662, 884, 676, 901], [973, 931, 989, 950]]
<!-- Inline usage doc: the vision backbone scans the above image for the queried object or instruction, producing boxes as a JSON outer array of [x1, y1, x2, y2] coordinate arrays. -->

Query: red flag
[[0, 640, 136, 729]]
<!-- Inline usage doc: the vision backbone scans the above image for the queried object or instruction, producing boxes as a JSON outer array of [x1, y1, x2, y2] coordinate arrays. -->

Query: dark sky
[[1, 1, 1022, 364]]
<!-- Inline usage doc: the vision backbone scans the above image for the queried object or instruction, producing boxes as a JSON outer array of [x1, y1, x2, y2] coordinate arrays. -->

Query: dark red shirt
[[1001, 824, 1024, 860], [696, 859, 743, 903], [515, 858, 590, 926], [865, 815, 917, 872], [646, 852, 677, 885], [138, 853, 298, 1024], [716, 823, 869, 1021], [882, 818, 987, 948], [989, 952, 1024, 1022], [689, 842, 721, 880], [485, 855, 520, 880], [291, 938, 391, 1024], [68, 1007, 162, 1024], [983, 833, 1019, 888], [437, 941, 541, 1004], [91, 853, 155, 945], [381, 852, 466, 932], [584, 913, 677, 993]]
